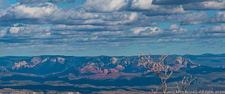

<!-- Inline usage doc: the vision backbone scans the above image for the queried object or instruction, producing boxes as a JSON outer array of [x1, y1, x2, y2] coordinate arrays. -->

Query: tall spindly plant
[[138, 52, 173, 94], [176, 75, 197, 93]]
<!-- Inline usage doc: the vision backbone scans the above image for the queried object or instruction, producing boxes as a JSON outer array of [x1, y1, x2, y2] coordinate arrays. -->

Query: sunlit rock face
[[79, 66, 103, 74], [110, 57, 118, 64]]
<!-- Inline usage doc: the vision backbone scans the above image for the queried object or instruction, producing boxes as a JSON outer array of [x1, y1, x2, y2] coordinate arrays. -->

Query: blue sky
[[0, 0, 225, 56]]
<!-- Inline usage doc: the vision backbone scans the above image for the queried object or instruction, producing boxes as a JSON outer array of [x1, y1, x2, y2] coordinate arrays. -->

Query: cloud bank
[[0, 0, 224, 55]]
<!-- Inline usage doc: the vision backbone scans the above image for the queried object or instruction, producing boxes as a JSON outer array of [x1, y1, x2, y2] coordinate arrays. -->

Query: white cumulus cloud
[[83, 0, 129, 12]]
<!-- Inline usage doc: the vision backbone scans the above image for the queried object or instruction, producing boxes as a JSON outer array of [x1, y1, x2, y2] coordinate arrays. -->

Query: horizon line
[[0, 53, 224, 57]]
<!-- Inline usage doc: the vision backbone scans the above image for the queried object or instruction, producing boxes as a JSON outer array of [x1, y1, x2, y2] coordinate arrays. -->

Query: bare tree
[[138, 52, 173, 94], [176, 75, 197, 93], [150, 86, 158, 94]]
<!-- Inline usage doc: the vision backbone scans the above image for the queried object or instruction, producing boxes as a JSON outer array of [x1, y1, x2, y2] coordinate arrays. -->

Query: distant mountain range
[[0, 55, 201, 79], [183, 53, 225, 67], [0, 54, 225, 93]]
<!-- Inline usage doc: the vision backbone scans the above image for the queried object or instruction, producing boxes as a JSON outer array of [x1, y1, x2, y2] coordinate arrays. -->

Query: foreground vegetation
[[139, 52, 196, 94]]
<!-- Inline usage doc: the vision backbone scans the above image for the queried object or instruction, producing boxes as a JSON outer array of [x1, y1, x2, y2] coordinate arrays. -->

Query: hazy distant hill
[[183, 53, 225, 67]]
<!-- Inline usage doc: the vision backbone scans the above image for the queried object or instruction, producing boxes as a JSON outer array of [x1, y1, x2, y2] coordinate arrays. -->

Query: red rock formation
[[57, 57, 65, 64], [110, 57, 118, 64], [110, 68, 118, 73], [116, 65, 125, 70], [103, 69, 108, 74], [79, 66, 103, 74], [12, 61, 28, 70]]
